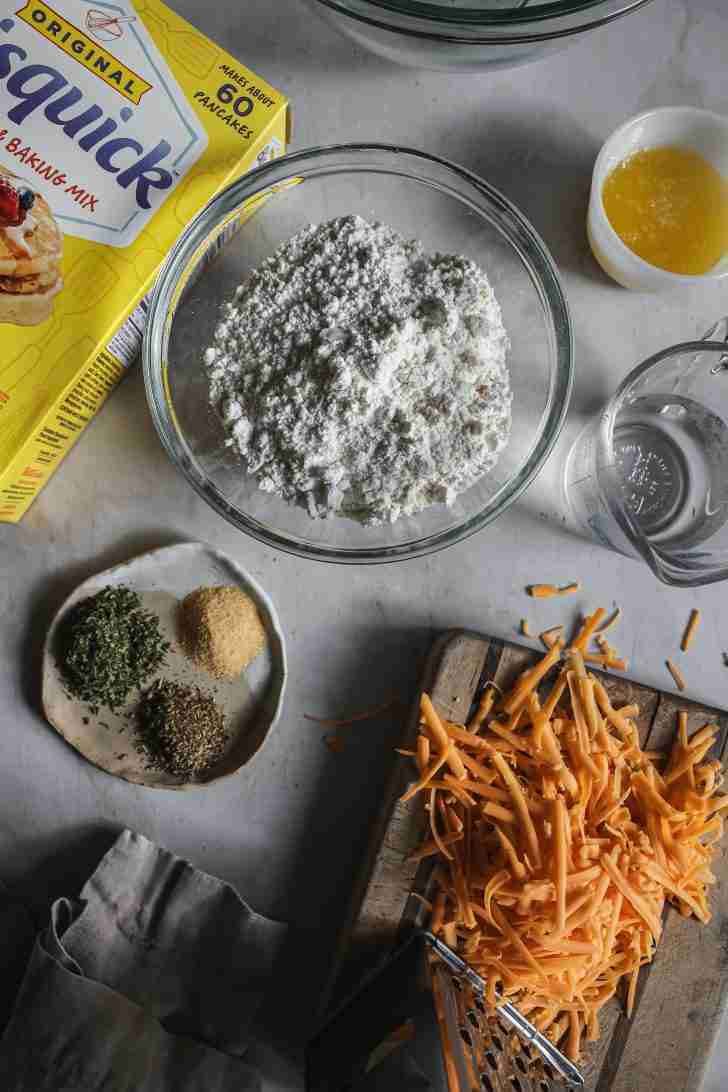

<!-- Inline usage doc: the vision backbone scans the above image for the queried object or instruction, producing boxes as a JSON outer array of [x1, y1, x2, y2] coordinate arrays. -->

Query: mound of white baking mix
[[204, 215, 512, 525]]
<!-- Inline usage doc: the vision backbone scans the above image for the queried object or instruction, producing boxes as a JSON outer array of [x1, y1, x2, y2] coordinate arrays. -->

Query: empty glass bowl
[[303, 0, 656, 72], [143, 144, 572, 563]]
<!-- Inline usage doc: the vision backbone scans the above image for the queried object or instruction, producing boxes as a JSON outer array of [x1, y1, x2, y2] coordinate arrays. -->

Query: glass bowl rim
[[143, 142, 573, 565], [308, 0, 655, 41]]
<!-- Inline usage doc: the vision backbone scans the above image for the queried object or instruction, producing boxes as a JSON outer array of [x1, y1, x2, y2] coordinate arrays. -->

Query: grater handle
[[423, 932, 584, 1088]]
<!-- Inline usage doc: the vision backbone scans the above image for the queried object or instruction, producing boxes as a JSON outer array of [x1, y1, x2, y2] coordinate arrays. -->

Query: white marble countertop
[[1, 0, 727, 1087]]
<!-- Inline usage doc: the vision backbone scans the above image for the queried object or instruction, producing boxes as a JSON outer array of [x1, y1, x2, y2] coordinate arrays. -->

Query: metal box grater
[[307, 931, 583, 1092]]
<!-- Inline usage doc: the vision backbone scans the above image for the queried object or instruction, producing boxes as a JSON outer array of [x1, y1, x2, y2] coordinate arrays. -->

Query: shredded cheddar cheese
[[401, 615, 725, 1063]]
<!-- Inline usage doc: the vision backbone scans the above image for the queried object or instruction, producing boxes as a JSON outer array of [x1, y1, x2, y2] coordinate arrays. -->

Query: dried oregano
[[57, 585, 170, 712], [135, 680, 227, 778]]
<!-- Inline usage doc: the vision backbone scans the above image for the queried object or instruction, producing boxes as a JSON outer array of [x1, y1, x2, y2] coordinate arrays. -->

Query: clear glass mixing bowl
[[304, 0, 655, 72], [143, 145, 572, 564]]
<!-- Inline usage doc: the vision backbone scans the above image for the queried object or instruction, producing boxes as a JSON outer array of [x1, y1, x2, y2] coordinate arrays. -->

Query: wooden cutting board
[[328, 630, 728, 1092]]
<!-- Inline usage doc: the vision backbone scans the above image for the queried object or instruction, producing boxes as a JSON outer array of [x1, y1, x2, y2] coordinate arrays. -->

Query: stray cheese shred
[[681, 609, 701, 652], [666, 659, 687, 692], [527, 583, 581, 599]]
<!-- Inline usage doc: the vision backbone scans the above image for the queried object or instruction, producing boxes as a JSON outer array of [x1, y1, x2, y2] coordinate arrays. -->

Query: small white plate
[[42, 542, 287, 789]]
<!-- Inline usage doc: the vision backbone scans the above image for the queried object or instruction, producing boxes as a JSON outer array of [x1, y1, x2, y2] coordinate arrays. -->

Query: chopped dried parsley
[[57, 585, 169, 712], [135, 679, 227, 778]]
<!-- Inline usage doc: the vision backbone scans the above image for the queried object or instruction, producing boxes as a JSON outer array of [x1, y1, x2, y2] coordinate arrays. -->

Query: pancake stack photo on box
[[0, 168, 63, 327]]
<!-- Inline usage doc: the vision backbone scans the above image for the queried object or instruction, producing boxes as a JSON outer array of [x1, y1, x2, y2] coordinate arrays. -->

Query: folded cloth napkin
[[0, 830, 288, 1092], [0, 882, 35, 1033], [353, 1049, 432, 1090]]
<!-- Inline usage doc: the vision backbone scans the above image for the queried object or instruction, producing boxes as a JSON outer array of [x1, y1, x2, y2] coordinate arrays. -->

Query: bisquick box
[[0, 0, 289, 522]]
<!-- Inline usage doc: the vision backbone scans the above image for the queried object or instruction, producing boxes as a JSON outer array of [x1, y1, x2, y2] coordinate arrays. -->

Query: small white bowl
[[587, 106, 728, 292]]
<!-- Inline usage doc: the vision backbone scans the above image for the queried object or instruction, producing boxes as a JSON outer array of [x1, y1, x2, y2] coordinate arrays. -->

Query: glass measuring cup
[[564, 318, 728, 586]]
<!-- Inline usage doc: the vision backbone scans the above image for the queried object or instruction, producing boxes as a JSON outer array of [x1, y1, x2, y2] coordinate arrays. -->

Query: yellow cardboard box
[[0, 0, 289, 521]]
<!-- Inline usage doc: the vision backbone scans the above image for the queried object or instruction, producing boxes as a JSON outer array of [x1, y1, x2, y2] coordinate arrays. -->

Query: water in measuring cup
[[613, 394, 728, 548]]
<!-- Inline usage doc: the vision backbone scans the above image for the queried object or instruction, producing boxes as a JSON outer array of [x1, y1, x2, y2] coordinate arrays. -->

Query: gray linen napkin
[[353, 1050, 432, 1090], [0, 830, 288, 1091], [0, 882, 35, 1033]]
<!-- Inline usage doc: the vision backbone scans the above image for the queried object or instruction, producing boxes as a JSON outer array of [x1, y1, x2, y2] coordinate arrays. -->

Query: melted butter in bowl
[[602, 146, 728, 276]]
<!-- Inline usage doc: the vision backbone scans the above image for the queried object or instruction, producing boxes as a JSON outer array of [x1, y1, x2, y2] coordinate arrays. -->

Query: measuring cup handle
[[702, 316, 728, 344]]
